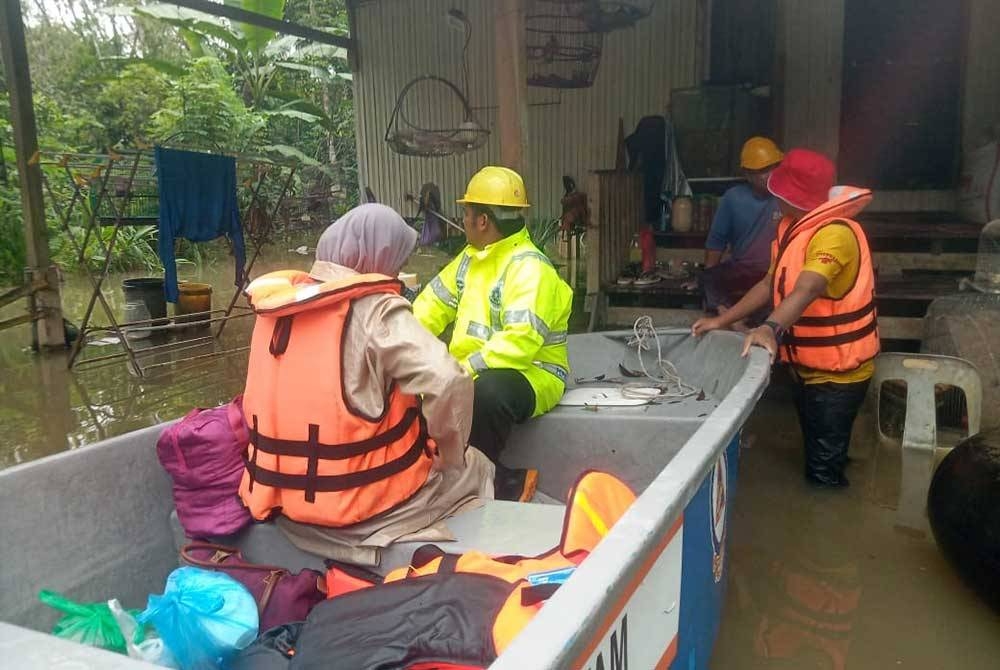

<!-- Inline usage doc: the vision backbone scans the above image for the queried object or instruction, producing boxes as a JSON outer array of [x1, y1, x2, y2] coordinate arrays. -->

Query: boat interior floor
[[170, 496, 566, 577]]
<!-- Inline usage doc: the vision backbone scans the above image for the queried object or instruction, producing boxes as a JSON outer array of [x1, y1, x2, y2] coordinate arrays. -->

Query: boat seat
[[169, 499, 565, 577]]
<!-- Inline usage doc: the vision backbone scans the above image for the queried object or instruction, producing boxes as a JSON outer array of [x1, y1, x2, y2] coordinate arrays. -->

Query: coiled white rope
[[622, 315, 699, 399]]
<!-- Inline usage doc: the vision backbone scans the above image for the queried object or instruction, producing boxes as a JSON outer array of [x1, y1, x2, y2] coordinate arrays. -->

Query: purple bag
[[180, 542, 326, 631], [157, 396, 252, 538]]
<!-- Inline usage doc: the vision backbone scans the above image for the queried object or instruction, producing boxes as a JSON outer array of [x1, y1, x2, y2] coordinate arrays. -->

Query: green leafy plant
[[527, 217, 562, 256], [0, 0, 360, 283], [0, 180, 27, 286]]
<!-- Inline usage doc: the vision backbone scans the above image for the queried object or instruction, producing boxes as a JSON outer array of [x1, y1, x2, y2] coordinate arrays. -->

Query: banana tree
[[109, 0, 350, 114]]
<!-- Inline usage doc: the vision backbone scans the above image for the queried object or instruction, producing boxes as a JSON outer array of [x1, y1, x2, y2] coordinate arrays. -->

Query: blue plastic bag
[[137, 567, 258, 670]]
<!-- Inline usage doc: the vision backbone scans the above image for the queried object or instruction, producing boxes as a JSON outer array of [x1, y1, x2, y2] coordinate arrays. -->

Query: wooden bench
[[651, 212, 983, 274]]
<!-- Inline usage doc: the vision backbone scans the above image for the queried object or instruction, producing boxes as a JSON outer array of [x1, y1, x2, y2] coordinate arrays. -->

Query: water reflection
[[0, 321, 250, 469], [751, 497, 863, 670], [712, 385, 1000, 670], [0, 246, 450, 467]]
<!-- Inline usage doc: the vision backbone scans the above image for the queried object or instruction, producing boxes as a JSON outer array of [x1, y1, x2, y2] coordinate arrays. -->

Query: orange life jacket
[[771, 186, 880, 371], [380, 470, 637, 655], [239, 270, 433, 527]]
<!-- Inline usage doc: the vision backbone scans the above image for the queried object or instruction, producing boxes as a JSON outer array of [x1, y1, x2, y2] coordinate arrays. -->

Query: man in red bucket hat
[[693, 149, 879, 487]]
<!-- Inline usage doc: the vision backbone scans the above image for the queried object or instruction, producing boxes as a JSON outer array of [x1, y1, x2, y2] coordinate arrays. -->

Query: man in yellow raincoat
[[414, 167, 573, 501]]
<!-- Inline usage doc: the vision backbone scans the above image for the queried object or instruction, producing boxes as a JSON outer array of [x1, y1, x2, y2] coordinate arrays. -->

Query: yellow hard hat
[[456, 166, 531, 208], [740, 137, 783, 171]]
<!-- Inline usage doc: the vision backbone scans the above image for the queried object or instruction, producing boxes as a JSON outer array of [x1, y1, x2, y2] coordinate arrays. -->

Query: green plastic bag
[[38, 590, 141, 655]]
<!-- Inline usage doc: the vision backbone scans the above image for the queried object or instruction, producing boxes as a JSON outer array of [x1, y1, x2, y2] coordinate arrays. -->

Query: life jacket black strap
[[521, 583, 561, 606], [305, 424, 320, 503], [410, 545, 447, 571], [438, 553, 460, 574], [245, 432, 428, 495], [795, 299, 875, 327], [785, 318, 878, 348], [250, 407, 421, 460], [247, 415, 260, 493], [269, 315, 294, 356]]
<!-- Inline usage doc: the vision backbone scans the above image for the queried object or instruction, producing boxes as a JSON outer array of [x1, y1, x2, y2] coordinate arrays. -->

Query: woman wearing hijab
[[240, 203, 493, 569]]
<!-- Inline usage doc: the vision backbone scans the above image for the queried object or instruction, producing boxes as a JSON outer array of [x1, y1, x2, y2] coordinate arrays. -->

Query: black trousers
[[469, 369, 536, 465], [794, 379, 870, 485]]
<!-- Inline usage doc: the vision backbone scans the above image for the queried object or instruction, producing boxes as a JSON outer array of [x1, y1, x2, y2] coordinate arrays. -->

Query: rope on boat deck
[[622, 315, 699, 399]]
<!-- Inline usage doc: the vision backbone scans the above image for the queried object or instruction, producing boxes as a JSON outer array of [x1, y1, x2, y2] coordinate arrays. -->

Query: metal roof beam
[[167, 0, 354, 51]]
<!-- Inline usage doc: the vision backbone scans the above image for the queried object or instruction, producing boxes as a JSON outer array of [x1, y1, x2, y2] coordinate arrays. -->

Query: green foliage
[[148, 57, 267, 150], [0, 0, 360, 284], [0, 179, 27, 286], [94, 65, 174, 147], [54, 223, 163, 274], [528, 218, 562, 255]]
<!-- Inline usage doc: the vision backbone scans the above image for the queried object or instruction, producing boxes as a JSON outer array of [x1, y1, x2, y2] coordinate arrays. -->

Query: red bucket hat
[[767, 148, 836, 212]]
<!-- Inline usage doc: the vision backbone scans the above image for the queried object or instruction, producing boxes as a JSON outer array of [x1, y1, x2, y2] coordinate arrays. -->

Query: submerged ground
[[1, 248, 997, 668]]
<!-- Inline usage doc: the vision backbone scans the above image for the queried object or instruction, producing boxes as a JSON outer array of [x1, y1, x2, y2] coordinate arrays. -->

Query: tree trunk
[[309, 0, 341, 198], [323, 85, 341, 197]]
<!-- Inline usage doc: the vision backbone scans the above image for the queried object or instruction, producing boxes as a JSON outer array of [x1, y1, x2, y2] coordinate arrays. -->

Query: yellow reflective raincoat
[[414, 227, 573, 416]]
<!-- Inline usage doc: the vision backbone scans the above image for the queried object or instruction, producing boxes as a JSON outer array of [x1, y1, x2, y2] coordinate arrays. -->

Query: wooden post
[[494, 0, 528, 173], [0, 0, 65, 349]]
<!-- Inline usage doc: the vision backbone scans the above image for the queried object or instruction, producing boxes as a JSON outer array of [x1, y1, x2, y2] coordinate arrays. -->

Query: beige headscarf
[[315, 203, 418, 276]]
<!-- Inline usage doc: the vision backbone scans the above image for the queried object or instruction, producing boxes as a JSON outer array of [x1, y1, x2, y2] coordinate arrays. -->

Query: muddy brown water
[[2, 251, 998, 668], [0, 246, 450, 468], [710, 383, 1000, 669]]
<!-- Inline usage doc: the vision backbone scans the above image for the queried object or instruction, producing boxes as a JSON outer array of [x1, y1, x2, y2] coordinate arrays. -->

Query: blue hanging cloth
[[155, 147, 246, 302]]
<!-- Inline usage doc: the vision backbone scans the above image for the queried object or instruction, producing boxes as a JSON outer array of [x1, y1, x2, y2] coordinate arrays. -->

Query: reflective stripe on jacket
[[771, 187, 880, 372], [413, 227, 573, 416], [240, 270, 433, 527]]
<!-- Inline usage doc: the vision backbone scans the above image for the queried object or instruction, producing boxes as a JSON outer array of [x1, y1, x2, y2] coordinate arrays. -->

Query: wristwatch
[[762, 320, 785, 343]]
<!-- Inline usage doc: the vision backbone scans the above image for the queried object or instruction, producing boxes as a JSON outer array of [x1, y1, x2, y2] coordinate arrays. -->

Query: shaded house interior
[[348, 0, 1000, 346]]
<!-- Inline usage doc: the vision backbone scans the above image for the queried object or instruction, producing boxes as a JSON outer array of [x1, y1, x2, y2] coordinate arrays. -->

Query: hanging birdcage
[[578, 0, 655, 32], [385, 76, 489, 158], [526, 0, 603, 89]]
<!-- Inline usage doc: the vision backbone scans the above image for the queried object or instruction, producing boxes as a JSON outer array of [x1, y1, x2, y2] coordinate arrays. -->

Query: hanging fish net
[[385, 76, 489, 158], [527, 0, 603, 89]]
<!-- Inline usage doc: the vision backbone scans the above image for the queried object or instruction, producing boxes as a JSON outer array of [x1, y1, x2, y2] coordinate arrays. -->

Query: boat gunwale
[[492, 329, 771, 669]]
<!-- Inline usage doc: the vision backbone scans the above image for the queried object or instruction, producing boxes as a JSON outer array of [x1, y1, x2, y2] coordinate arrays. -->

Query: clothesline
[[32, 145, 302, 169]]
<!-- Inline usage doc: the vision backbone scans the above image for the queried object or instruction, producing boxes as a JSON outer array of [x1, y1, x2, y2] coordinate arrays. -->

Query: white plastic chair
[[873, 353, 982, 532]]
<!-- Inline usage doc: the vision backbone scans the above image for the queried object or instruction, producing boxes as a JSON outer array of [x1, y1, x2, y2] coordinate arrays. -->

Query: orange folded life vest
[[380, 470, 637, 655], [771, 187, 880, 371], [239, 270, 433, 527]]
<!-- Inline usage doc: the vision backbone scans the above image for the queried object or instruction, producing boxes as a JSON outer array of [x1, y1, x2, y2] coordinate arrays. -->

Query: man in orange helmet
[[699, 137, 784, 327]]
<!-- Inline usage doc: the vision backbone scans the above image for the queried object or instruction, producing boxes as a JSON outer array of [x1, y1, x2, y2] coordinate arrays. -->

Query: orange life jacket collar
[[777, 186, 873, 249], [245, 270, 404, 317]]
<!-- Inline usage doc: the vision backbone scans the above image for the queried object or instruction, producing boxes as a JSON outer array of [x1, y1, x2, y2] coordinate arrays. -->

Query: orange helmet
[[740, 137, 783, 171]]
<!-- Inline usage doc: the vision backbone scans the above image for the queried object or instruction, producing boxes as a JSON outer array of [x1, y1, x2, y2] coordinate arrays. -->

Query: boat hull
[[0, 330, 770, 669]]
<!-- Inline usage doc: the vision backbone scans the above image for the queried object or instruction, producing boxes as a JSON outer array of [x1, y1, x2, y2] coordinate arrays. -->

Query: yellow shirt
[[770, 222, 874, 385]]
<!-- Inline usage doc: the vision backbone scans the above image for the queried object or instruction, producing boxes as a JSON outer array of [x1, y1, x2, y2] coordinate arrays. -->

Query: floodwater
[[711, 380, 1000, 670], [2, 251, 998, 668], [0, 245, 450, 468]]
